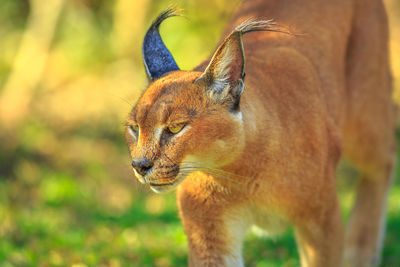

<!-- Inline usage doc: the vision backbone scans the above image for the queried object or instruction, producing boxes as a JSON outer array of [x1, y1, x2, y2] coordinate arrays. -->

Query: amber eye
[[129, 124, 139, 134], [167, 124, 185, 134]]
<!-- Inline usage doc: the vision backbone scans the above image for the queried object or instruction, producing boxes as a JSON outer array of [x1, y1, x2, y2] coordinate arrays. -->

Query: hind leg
[[343, 1, 396, 266], [343, 166, 395, 267], [344, 95, 396, 267]]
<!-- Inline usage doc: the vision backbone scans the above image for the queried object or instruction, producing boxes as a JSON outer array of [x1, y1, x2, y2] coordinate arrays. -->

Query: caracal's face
[[125, 71, 244, 193]]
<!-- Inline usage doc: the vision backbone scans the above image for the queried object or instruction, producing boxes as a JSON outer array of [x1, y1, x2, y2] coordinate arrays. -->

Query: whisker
[[109, 92, 134, 106], [179, 167, 240, 183], [205, 173, 240, 184], [177, 172, 203, 186], [180, 162, 248, 179], [161, 150, 178, 166], [180, 178, 202, 187], [180, 165, 233, 177]]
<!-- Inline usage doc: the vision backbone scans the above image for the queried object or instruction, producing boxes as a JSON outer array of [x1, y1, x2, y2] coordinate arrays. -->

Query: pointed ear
[[196, 31, 245, 111], [195, 20, 280, 111]]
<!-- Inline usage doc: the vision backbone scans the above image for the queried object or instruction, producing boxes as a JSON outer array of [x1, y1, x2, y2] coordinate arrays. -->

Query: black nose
[[131, 158, 154, 176]]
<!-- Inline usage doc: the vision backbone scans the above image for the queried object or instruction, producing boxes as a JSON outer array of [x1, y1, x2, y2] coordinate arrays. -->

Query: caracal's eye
[[167, 124, 185, 134], [129, 124, 139, 134]]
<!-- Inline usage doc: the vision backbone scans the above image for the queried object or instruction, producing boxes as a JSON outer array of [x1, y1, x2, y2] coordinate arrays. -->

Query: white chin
[[148, 172, 189, 193], [149, 176, 186, 193], [149, 184, 176, 193], [133, 170, 146, 184]]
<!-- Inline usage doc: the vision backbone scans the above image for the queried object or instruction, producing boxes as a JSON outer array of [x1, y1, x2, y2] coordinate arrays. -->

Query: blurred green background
[[0, 0, 399, 266]]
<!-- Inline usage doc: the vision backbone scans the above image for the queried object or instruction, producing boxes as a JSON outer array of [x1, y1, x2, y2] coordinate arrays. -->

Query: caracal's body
[[126, 0, 396, 266]]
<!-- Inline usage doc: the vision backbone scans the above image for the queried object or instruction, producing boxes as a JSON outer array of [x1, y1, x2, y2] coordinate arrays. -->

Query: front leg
[[294, 185, 344, 267], [177, 181, 251, 267]]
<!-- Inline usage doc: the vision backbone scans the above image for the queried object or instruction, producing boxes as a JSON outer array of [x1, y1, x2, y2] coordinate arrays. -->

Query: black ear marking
[[230, 78, 245, 111], [142, 8, 181, 81]]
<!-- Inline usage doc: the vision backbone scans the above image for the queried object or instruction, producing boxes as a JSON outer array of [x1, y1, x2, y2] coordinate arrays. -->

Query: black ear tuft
[[142, 8, 181, 81]]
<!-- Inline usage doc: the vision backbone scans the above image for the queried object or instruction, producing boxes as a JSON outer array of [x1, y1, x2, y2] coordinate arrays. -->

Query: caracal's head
[[125, 8, 277, 192]]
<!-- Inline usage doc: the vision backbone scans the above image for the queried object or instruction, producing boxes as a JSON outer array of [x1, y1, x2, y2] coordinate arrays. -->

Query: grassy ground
[[0, 126, 399, 266]]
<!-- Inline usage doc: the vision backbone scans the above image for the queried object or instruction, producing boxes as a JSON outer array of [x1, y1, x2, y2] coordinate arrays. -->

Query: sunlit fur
[[126, 0, 396, 266], [126, 71, 246, 193]]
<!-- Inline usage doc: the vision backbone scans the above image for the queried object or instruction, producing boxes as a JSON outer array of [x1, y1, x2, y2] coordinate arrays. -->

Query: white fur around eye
[[173, 125, 190, 138], [128, 127, 137, 139], [154, 127, 163, 143]]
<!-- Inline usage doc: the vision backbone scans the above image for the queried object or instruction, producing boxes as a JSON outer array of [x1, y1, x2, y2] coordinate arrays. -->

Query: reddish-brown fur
[[126, 0, 396, 266]]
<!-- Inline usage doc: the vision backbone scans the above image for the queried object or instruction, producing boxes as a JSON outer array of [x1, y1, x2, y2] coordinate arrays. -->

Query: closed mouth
[[149, 180, 176, 187]]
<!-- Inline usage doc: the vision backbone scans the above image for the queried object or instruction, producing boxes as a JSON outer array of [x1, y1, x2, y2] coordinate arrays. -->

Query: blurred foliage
[[0, 0, 399, 266]]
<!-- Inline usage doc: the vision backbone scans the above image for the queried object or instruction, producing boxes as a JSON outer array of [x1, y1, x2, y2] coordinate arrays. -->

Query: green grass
[[0, 120, 399, 266], [0, 133, 399, 266]]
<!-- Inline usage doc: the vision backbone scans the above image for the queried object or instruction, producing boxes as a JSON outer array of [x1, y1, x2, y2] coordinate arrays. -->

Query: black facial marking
[[160, 129, 174, 146], [160, 166, 180, 176], [159, 164, 179, 169]]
